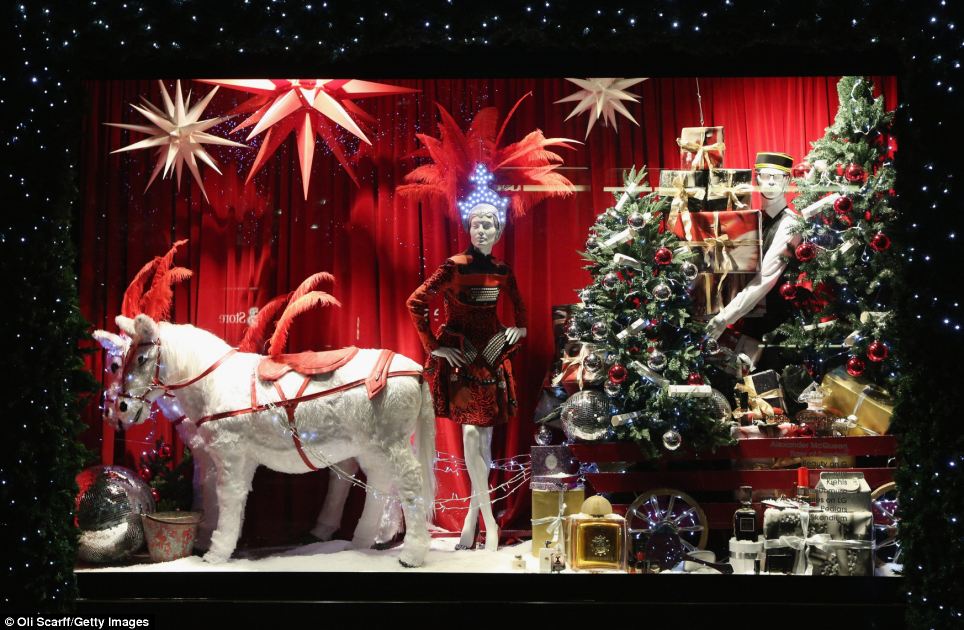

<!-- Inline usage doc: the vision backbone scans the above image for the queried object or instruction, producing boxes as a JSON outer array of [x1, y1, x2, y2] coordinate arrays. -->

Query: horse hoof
[[454, 543, 474, 551], [310, 524, 338, 542], [371, 540, 399, 551], [202, 550, 229, 564], [398, 550, 424, 568]]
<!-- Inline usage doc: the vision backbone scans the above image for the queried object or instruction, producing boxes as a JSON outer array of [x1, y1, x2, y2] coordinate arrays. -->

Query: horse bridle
[[118, 338, 237, 406]]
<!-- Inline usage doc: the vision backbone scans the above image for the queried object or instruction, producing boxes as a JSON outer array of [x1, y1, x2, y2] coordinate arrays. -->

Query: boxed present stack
[[657, 169, 708, 214], [706, 168, 753, 212], [530, 445, 585, 556], [821, 367, 894, 436]]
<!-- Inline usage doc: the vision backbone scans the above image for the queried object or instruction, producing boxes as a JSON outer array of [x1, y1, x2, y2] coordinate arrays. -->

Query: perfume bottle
[[732, 485, 758, 541], [567, 495, 627, 572], [795, 383, 834, 436]]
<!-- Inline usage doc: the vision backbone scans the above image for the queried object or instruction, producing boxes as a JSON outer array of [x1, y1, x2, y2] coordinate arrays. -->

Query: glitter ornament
[[608, 364, 628, 384], [591, 320, 609, 340], [654, 247, 673, 265], [652, 282, 672, 302], [779, 282, 798, 300], [662, 429, 682, 451], [867, 340, 889, 363], [844, 163, 866, 183], [627, 212, 645, 229], [535, 424, 553, 446], [603, 272, 620, 290], [583, 353, 603, 372], [869, 232, 891, 252], [680, 261, 699, 280], [833, 196, 853, 215], [795, 242, 817, 262], [846, 356, 866, 377], [647, 350, 667, 371], [604, 380, 623, 397]]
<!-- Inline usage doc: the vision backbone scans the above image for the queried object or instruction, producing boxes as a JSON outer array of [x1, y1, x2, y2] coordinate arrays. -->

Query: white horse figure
[[112, 313, 435, 567], [94, 336, 402, 552]]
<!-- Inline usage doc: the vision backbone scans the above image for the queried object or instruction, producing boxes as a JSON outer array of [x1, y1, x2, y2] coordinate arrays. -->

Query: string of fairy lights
[[4, 0, 963, 623]]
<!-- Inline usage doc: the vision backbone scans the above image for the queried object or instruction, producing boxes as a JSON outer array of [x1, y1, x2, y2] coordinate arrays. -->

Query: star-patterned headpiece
[[457, 164, 510, 227]]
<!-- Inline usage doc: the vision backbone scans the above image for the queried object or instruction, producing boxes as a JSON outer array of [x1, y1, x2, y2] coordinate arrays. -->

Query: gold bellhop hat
[[754, 152, 794, 173]]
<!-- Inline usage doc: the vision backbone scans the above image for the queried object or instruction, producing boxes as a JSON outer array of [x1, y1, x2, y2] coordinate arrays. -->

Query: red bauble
[[608, 364, 628, 384], [833, 196, 853, 215], [643, 320, 661, 340], [779, 282, 798, 300], [844, 163, 866, 183], [864, 210, 873, 222], [654, 247, 673, 265], [867, 340, 889, 363], [150, 488, 160, 502], [846, 356, 866, 377], [869, 232, 891, 252], [138, 466, 153, 482], [791, 161, 811, 179], [687, 372, 704, 385], [795, 242, 817, 262], [158, 444, 172, 459]]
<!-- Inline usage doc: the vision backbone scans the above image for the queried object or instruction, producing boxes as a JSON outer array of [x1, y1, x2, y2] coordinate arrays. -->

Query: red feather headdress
[[120, 239, 192, 321], [397, 93, 580, 221]]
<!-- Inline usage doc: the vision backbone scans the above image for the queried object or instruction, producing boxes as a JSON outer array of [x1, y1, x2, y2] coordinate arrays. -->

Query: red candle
[[797, 466, 809, 489]]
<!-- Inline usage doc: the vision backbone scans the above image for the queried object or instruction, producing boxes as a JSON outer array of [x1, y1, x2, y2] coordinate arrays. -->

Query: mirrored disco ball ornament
[[560, 390, 612, 442], [709, 388, 732, 422], [662, 429, 683, 451], [591, 321, 609, 340], [647, 350, 668, 371], [602, 272, 620, 290], [681, 262, 699, 281], [627, 212, 645, 229], [535, 424, 554, 446], [75, 465, 155, 563]]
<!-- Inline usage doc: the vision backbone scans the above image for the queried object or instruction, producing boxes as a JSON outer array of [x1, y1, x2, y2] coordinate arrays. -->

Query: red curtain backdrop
[[78, 76, 897, 545]]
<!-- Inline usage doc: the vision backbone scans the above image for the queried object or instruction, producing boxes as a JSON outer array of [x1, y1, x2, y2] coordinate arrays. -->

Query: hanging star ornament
[[105, 80, 246, 203], [197, 79, 418, 199], [556, 78, 648, 139]]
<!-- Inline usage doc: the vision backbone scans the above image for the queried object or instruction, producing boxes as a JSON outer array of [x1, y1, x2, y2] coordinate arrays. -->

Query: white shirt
[[715, 196, 833, 327]]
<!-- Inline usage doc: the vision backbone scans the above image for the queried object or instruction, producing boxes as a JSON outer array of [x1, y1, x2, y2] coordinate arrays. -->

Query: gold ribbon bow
[[713, 181, 753, 210], [677, 136, 726, 171], [660, 174, 704, 240]]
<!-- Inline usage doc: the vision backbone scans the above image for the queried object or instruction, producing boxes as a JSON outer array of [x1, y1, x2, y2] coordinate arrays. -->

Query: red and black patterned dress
[[406, 247, 527, 427]]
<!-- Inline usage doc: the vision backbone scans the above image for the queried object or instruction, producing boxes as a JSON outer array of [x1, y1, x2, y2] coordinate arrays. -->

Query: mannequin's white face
[[468, 209, 501, 253], [756, 167, 789, 200]]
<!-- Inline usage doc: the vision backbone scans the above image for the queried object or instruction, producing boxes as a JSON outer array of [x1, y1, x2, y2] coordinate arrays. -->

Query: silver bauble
[[627, 212, 645, 229], [647, 350, 667, 371], [681, 261, 699, 280], [709, 388, 732, 423], [591, 321, 609, 341], [566, 321, 581, 341], [583, 353, 603, 372], [653, 282, 672, 302], [75, 465, 155, 563], [578, 289, 593, 303], [560, 390, 612, 441], [602, 272, 620, 290], [662, 428, 683, 451], [535, 424, 554, 446], [704, 338, 721, 355], [603, 380, 623, 398]]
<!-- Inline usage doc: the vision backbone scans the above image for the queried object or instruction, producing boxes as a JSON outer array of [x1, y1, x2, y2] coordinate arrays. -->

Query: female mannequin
[[406, 166, 527, 551]]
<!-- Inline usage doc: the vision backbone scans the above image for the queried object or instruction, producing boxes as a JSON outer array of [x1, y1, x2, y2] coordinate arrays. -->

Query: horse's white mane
[[157, 321, 236, 378]]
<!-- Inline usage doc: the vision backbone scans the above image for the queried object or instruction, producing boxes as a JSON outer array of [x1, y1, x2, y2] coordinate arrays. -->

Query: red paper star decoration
[[198, 79, 418, 198]]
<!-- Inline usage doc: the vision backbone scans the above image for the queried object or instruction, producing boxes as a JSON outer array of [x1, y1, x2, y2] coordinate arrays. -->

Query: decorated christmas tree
[[773, 76, 898, 388], [138, 439, 193, 513], [564, 167, 732, 456]]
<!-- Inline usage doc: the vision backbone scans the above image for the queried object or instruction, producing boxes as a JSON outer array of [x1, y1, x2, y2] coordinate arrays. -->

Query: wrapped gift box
[[706, 169, 753, 212], [804, 510, 874, 576], [658, 169, 707, 215], [762, 504, 810, 574], [531, 479, 585, 556], [820, 367, 894, 435], [815, 471, 872, 513], [668, 209, 763, 275], [743, 369, 787, 416], [677, 126, 725, 171]]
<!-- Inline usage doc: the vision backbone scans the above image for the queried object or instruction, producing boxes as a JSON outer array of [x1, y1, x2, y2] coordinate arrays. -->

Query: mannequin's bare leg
[[459, 425, 499, 551]]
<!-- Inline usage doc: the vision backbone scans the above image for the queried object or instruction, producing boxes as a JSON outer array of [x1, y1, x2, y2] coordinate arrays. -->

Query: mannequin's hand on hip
[[432, 347, 466, 367], [706, 315, 727, 340], [505, 327, 527, 345]]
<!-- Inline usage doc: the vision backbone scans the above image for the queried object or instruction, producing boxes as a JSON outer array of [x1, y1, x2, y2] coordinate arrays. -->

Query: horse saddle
[[258, 347, 360, 382]]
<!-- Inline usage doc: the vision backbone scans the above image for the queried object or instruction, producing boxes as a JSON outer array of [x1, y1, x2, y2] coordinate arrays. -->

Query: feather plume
[[141, 239, 189, 321], [121, 258, 160, 318], [268, 291, 342, 356], [237, 293, 291, 354], [289, 271, 336, 305], [397, 96, 580, 220]]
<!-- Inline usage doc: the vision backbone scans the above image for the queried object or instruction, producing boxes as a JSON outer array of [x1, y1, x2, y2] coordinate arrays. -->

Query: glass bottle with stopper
[[732, 485, 758, 541], [795, 382, 834, 436], [567, 495, 627, 572]]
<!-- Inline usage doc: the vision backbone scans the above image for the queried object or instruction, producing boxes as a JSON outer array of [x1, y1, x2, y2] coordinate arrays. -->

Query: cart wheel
[[626, 487, 708, 552], [871, 481, 900, 565]]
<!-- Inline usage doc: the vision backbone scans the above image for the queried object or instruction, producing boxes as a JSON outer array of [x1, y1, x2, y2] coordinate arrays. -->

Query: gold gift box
[[821, 368, 894, 436], [531, 482, 585, 556]]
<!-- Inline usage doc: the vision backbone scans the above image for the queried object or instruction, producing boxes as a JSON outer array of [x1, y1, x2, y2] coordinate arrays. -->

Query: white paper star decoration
[[106, 80, 246, 203], [556, 78, 648, 139]]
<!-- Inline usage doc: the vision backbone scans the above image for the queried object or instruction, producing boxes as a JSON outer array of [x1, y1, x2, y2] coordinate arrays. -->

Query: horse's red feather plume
[[237, 293, 291, 354], [268, 291, 342, 356], [141, 239, 189, 321], [396, 93, 580, 219]]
